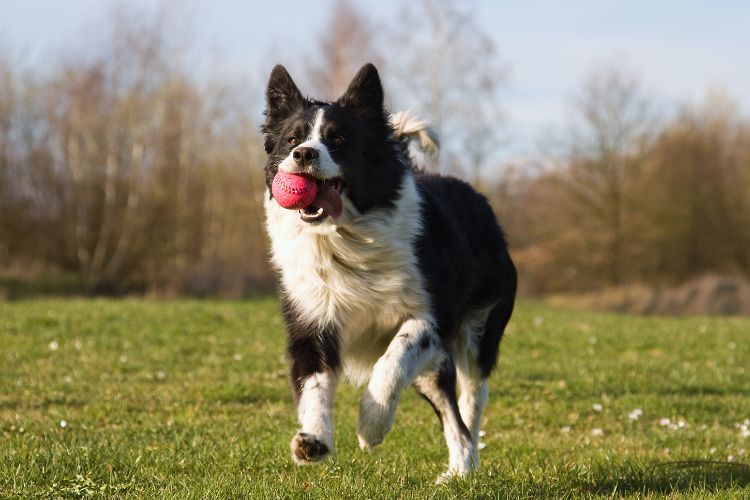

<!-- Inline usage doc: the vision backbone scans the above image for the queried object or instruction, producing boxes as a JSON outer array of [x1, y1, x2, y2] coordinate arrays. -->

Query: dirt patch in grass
[[547, 274, 750, 316]]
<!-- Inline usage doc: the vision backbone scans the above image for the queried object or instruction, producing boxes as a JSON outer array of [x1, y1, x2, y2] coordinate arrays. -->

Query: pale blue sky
[[1, 0, 749, 159]]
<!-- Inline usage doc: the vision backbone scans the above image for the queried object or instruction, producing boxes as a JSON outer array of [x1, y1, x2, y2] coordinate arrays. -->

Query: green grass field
[[1, 299, 749, 498]]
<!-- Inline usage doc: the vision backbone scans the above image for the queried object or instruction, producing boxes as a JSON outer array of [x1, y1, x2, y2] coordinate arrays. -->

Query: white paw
[[436, 444, 475, 484], [357, 386, 398, 451], [290, 432, 333, 464], [435, 469, 466, 485]]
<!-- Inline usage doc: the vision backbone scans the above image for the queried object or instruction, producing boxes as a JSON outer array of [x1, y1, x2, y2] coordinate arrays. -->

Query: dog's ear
[[265, 65, 304, 120], [339, 63, 383, 112]]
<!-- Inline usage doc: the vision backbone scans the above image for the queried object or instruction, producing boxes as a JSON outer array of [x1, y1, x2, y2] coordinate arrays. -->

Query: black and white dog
[[262, 63, 516, 482]]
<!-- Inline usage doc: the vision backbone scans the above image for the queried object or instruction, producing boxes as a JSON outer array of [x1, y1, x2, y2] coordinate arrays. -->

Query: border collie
[[262, 63, 516, 482]]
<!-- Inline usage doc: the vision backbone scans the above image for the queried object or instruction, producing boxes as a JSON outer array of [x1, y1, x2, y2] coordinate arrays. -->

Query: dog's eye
[[332, 136, 345, 146], [287, 136, 298, 146]]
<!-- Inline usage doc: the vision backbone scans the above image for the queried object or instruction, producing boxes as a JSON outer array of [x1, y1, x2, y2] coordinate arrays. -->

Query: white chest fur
[[265, 174, 429, 384]]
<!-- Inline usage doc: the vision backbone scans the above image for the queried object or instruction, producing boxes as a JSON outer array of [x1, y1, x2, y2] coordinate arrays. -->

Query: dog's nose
[[292, 147, 319, 167]]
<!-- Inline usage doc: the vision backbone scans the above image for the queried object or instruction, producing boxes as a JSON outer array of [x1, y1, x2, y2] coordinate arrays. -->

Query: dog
[[261, 63, 516, 482]]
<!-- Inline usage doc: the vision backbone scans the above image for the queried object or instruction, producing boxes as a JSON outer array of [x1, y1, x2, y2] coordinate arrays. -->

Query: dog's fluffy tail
[[390, 111, 440, 167]]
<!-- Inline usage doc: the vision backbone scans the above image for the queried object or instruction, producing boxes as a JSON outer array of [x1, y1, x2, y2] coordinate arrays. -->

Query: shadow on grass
[[578, 460, 750, 496], [212, 391, 286, 405], [653, 385, 750, 397], [0, 397, 88, 410]]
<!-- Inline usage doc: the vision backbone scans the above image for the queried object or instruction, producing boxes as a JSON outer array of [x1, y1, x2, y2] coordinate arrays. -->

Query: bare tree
[[559, 65, 653, 285], [37, 6, 184, 291], [0, 55, 13, 265], [390, 0, 507, 182], [0, 53, 56, 270], [0, 5, 277, 297], [305, 0, 383, 100], [642, 90, 750, 280]]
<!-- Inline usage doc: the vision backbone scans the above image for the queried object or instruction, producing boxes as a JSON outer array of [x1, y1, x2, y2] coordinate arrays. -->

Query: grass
[[1, 298, 749, 499]]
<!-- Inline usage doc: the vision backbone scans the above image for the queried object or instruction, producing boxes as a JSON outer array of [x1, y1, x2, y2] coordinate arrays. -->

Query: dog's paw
[[435, 470, 463, 485], [435, 453, 475, 484], [357, 386, 397, 451], [290, 432, 332, 464]]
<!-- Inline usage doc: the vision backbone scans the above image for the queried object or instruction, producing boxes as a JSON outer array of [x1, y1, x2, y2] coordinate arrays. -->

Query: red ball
[[272, 171, 318, 210]]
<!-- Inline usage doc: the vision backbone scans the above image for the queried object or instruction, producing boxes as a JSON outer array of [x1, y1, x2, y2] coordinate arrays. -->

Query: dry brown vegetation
[[1, 10, 270, 296], [547, 275, 750, 316], [1, 1, 749, 308], [493, 81, 750, 297]]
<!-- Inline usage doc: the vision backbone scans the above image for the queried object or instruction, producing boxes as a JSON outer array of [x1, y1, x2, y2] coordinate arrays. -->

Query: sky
[[1, 0, 749, 161]]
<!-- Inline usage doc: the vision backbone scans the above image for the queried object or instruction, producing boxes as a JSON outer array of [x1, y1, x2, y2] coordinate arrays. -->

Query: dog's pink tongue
[[310, 184, 343, 219]]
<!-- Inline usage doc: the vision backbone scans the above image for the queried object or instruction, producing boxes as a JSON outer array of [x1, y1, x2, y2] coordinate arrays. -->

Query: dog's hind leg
[[456, 371, 488, 465], [455, 302, 514, 467], [357, 317, 443, 451], [455, 306, 491, 464], [413, 360, 476, 483]]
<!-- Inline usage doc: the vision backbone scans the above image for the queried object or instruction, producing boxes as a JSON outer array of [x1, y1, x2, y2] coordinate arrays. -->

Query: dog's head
[[262, 64, 406, 226]]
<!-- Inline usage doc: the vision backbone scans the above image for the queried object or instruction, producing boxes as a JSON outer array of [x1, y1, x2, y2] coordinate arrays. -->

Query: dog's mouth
[[299, 178, 344, 224]]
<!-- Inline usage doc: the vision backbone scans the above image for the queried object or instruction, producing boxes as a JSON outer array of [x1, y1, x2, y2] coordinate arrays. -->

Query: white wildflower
[[659, 418, 672, 427], [48, 341, 59, 351], [60, 420, 68, 428], [561, 426, 571, 433], [591, 428, 604, 437], [628, 408, 643, 421], [592, 403, 603, 412], [232, 353, 243, 361]]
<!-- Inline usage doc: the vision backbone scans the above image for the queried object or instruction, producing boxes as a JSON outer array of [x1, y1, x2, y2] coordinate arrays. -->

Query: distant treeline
[[0, 12, 270, 296], [1, 2, 748, 298], [493, 83, 750, 294]]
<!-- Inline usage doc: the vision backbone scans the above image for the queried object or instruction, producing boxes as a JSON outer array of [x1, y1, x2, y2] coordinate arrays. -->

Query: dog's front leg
[[357, 317, 443, 450], [288, 332, 339, 464]]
